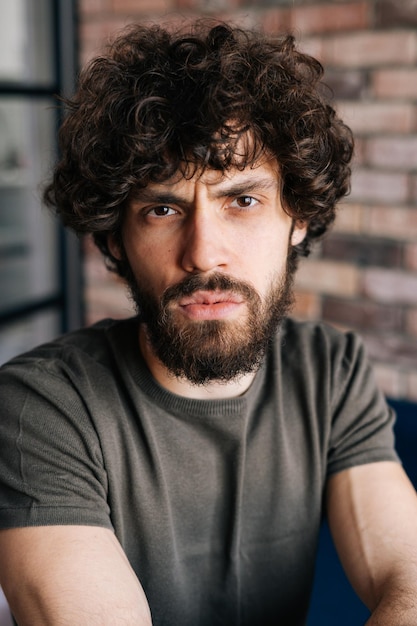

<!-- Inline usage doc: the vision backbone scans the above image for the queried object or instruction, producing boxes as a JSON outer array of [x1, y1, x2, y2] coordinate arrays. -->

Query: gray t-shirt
[[0, 317, 398, 625]]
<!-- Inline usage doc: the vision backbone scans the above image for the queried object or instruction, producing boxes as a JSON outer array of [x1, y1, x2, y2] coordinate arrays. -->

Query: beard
[[125, 249, 297, 385]]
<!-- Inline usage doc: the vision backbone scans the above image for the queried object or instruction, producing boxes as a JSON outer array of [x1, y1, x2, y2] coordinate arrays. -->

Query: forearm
[[5, 571, 153, 626], [365, 577, 417, 625], [10, 589, 152, 626], [327, 464, 417, 626], [366, 601, 417, 625]]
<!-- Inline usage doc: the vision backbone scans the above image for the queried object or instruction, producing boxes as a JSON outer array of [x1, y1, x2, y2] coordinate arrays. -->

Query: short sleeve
[[0, 357, 113, 530], [326, 332, 399, 476]]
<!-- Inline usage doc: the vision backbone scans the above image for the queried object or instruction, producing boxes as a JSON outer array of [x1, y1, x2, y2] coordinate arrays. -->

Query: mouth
[[176, 290, 245, 321]]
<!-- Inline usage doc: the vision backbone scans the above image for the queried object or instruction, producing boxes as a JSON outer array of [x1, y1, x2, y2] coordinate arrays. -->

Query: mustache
[[161, 272, 258, 307]]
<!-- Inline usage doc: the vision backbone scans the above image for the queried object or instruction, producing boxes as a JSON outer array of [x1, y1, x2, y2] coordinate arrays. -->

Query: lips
[[178, 290, 244, 307], [176, 290, 245, 321]]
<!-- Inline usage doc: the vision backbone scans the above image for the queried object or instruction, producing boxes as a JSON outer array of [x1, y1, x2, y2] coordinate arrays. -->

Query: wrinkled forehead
[[131, 154, 282, 201]]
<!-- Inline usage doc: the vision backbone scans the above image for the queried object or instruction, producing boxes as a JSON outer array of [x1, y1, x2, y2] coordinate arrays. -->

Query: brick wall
[[78, 0, 417, 401]]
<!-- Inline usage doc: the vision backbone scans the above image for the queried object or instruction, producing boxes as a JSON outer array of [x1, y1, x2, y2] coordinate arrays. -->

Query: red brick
[[83, 240, 131, 316], [261, 8, 291, 35], [362, 332, 417, 369], [322, 31, 417, 68], [350, 169, 409, 204], [361, 268, 417, 305], [322, 234, 403, 268], [289, 2, 369, 36], [333, 203, 365, 234], [352, 137, 366, 166], [295, 259, 360, 297], [85, 283, 134, 325], [79, 18, 130, 63], [79, 0, 110, 15], [211, 12, 262, 30], [405, 243, 417, 271], [338, 101, 416, 135], [154, 13, 209, 31], [324, 69, 367, 100], [292, 290, 321, 320], [373, 363, 405, 399], [109, 0, 176, 12], [376, 0, 417, 28], [366, 206, 417, 240], [411, 175, 417, 203], [365, 137, 417, 170], [297, 36, 325, 63], [406, 308, 417, 338], [322, 296, 404, 332], [84, 250, 110, 285], [406, 371, 417, 402], [372, 69, 417, 100]]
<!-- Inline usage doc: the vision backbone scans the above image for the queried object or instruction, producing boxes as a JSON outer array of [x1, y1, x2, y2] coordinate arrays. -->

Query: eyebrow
[[131, 190, 185, 205], [210, 177, 280, 199], [131, 175, 280, 205]]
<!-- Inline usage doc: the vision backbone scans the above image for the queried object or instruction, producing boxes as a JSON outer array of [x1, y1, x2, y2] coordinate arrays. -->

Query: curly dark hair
[[43, 20, 354, 277]]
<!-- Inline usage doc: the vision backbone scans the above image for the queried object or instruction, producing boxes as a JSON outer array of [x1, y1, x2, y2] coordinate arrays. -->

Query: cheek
[[251, 230, 288, 265], [252, 237, 289, 288], [128, 247, 178, 296]]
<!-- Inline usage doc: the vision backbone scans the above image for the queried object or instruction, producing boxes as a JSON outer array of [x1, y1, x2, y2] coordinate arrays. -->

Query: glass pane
[[0, 0, 54, 85], [0, 309, 61, 365], [0, 97, 59, 314]]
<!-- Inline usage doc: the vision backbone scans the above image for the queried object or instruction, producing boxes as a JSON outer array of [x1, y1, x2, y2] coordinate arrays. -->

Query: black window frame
[[0, 0, 83, 338]]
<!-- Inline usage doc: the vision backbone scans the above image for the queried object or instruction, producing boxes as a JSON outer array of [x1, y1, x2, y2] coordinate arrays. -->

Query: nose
[[181, 209, 229, 274]]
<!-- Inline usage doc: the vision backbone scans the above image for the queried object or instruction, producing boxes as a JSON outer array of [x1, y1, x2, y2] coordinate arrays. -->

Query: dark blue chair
[[307, 399, 417, 626]]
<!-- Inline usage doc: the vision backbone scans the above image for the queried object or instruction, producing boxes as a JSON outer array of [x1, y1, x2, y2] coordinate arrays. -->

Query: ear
[[291, 221, 307, 247], [107, 234, 123, 261]]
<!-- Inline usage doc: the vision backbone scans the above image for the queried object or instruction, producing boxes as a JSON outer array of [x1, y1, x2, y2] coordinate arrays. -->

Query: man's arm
[[0, 525, 152, 625], [326, 461, 417, 625]]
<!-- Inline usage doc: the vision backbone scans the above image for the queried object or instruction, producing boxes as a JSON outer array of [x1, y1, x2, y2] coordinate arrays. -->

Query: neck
[[138, 325, 256, 400]]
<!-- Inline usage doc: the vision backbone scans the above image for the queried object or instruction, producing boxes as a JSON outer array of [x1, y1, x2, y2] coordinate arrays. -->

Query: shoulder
[[276, 317, 366, 370], [0, 318, 141, 419], [273, 319, 397, 474], [269, 317, 379, 419], [0, 317, 136, 381]]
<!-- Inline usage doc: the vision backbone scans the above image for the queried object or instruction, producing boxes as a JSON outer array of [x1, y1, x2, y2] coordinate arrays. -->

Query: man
[[0, 21, 416, 626]]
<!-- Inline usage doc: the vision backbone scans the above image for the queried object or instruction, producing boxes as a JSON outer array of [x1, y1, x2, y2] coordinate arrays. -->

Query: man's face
[[110, 158, 306, 384]]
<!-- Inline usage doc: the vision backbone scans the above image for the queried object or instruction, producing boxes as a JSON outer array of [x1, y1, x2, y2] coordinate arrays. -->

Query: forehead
[[142, 157, 281, 195]]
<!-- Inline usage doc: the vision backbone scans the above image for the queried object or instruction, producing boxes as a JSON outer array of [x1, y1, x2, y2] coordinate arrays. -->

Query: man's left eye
[[231, 196, 257, 208], [148, 206, 176, 217]]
